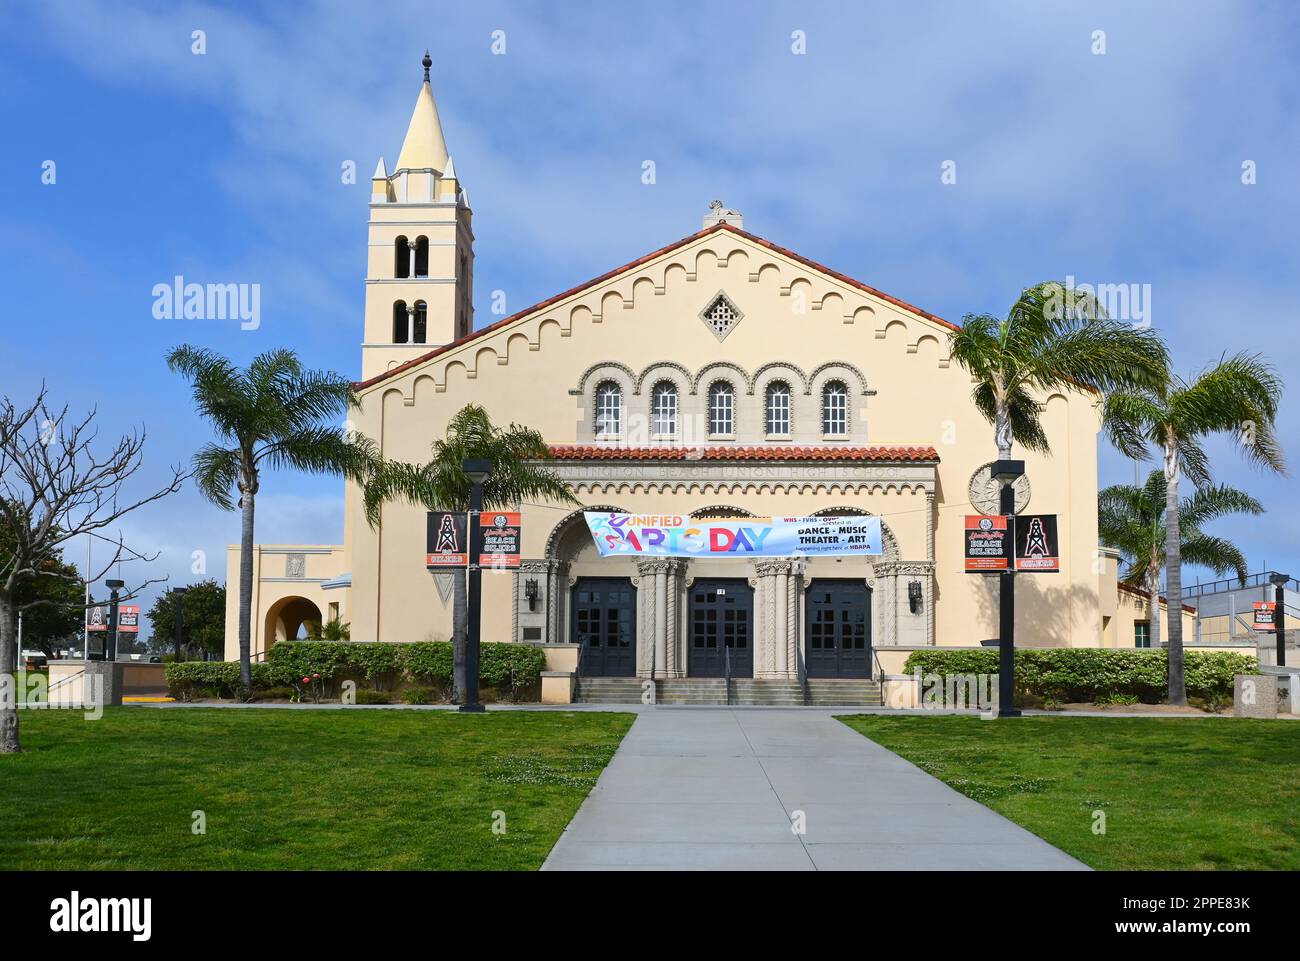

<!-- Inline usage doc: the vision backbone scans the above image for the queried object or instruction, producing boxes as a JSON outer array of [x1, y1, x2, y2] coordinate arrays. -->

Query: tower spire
[[395, 51, 451, 173]]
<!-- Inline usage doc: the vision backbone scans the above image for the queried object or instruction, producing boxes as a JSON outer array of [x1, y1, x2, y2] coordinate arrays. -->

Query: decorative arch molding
[[691, 361, 751, 396], [751, 361, 810, 395], [573, 360, 872, 400], [573, 361, 638, 396], [690, 504, 755, 519], [811, 505, 901, 562], [808, 361, 873, 396], [634, 360, 693, 394], [544, 503, 627, 559], [571, 481, 931, 497]]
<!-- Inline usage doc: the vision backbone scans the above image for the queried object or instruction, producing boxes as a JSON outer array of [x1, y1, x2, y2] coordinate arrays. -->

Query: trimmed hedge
[[166, 641, 548, 700], [166, 660, 280, 699], [902, 648, 1257, 703]]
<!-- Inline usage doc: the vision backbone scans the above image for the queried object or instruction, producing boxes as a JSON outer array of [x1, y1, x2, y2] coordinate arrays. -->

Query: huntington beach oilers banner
[[583, 512, 883, 558]]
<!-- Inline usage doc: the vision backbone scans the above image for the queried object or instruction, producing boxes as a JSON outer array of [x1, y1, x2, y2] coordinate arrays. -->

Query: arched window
[[394, 237, 410, 279], [822, 380, 848, 435], [594, 381, 622, 436], [412, 301, 427, 344], [651, 381, 677, 436], [766, 381, 791, 435], [414, 236, 429, 278], [708, 381, 735, 436], [392, 300, 409, 344]]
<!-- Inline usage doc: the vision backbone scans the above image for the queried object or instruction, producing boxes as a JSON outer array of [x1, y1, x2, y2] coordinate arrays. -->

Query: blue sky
[[2, 0, 1298, 625]]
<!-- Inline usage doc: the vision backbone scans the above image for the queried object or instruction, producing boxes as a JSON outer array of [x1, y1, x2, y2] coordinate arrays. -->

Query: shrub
[[251, 686, 296, 702], [396, 643, 453, 683], [402, 687, 440, 705], [903, 648, 1257, 703], [167, 641, 548, 700], [292, 672, 328, 703], [1093, 692, 1140, 706], [355, 689, 392, 705], [166, 661, 280, 699]]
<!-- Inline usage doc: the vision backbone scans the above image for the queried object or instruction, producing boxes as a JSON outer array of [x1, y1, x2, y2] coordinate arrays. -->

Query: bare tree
[[0, 386, 183, 753]]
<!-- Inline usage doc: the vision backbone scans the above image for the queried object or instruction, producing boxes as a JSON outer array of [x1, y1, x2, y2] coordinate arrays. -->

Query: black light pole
[[460, 457, 492, 714], [171, 586, 189, 662], [105, 578, 125, 662], [992, 460, 1024, 718], [1270, 573, 1290, 668]]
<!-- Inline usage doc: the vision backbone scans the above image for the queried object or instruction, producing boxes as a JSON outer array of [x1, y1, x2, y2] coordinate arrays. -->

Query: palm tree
[[167, 346, 375, 689], [1100, 470, 1261, 650], [1104, 353, 1285, 703], [308, 617, 351, 641], [362, 404, 578, 701], [948, 283, 1168, 458]]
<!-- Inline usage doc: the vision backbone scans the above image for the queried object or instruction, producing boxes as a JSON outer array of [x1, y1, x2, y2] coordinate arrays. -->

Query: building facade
[[226, 63, 1144, 680]]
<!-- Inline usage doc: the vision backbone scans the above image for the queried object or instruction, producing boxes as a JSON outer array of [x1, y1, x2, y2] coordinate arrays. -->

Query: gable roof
[[355, 221, 958, 392]]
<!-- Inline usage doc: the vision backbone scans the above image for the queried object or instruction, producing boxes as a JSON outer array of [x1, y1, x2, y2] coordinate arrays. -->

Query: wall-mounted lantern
[[908, 580, 923, 614], [525, 577, 540, 612]]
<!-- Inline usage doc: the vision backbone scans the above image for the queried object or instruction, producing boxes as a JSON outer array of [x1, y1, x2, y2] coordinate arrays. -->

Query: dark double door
[[572, 578, 636, 677], [806, 580, 872, 678], [689, 579, 754, 677]]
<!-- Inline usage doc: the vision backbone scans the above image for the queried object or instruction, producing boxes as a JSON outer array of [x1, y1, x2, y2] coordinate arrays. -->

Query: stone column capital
[[754, 558, 794, 577], [635, 557, 678, 576]]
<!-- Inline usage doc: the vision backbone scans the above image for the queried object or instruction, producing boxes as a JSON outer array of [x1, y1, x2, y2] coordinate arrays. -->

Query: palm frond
[[363, 404, 579, 529], [1170, 353, 1286, 474], [1179, 483, 1263, 529], [1026, 317, 1168, 396], [259, 426, 376, 481], [1179, 534, 1250, 583], [1102, 390, 1164, 461], [191, 444, 241, 511]]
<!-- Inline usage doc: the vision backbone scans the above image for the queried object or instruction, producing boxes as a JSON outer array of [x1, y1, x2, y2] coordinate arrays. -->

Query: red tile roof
[[354, 221, 958, 391], [547, 444, 939, 462], [1117, 582, 1198, 615]]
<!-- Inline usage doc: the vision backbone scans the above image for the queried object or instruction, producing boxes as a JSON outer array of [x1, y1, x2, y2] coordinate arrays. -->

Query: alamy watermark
[[152, 275, 260, 330], [2, 671, 104, 720], [1046, 275, 1152, 328], [915, 670, 996, 716]]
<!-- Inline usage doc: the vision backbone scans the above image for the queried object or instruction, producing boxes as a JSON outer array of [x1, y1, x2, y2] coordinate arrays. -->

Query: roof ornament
[[702, 199, 743, 230], [422, 50, 432, 83]]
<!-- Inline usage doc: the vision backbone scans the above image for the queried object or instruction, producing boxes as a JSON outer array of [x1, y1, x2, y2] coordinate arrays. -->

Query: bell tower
[[362, 52, 474, 380]]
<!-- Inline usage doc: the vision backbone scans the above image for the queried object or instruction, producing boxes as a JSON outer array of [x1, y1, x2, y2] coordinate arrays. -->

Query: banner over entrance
[[584, 512, 883, 558]]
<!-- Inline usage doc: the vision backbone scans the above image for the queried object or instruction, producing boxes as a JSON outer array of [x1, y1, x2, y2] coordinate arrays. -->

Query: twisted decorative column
[[925, 490, 937, 645], [754, 559, 797, 679], [636, 558, 684, 678]]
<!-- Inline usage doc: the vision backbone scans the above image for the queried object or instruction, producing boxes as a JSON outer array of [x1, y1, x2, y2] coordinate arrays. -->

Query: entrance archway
[[264, 596, 324, 650]]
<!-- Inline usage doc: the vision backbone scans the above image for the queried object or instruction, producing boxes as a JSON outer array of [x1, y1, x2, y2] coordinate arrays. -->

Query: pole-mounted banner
[[426, 510, 521, 568], [964, 515, 1009, 571], [583, 512, 882, 558], [425, 511, 468, 568], [965, 514, 1060, 573], [1253, 601, 1277, 631]]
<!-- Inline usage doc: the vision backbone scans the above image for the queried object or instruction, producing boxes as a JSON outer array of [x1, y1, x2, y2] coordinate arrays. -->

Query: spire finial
[[422, 50, 432, 83]]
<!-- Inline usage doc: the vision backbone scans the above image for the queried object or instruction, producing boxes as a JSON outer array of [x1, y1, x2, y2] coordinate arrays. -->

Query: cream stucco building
[[226, 61, 1168, 692]]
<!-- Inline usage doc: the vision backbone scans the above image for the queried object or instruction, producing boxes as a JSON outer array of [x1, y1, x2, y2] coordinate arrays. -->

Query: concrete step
[[575, 677, 884, 706]]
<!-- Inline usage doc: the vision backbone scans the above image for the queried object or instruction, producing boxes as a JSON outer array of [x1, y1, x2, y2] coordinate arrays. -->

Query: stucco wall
[[341, 227, 1105, 651]]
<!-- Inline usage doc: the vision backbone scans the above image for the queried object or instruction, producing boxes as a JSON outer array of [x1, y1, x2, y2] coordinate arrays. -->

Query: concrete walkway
[[542, 708, 1088, 871]]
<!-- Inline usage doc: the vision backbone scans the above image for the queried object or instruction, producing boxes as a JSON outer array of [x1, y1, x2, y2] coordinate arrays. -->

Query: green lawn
[[839, 715, 1300, 871], [0, 707, 634, 870]]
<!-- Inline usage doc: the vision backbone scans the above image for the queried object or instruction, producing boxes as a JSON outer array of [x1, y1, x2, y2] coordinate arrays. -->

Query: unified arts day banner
[[584, 512, 883, 558]]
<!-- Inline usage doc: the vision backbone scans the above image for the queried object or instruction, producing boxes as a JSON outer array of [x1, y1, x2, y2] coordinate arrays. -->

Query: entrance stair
[[574, 677, 882, 706]]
